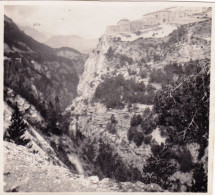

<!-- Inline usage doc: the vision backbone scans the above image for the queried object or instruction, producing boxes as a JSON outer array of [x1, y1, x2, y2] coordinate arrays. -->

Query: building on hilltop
[[106, 19, 131, 33], [106, 7, 211, 34], [142, 10, 171, 25]]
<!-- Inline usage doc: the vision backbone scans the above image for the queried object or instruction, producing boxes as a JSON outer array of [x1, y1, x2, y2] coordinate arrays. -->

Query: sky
[[4, 2, 171, 39]]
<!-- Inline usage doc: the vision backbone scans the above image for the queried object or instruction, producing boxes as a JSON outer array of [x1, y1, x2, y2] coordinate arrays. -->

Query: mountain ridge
[[45, 35, 98, 54], [3, 7, 211, 192]]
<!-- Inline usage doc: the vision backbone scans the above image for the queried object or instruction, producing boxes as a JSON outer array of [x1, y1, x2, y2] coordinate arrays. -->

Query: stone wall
[[106, 7, 210, 34]]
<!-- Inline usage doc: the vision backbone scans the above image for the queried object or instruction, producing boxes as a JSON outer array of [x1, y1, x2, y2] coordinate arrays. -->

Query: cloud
[[5, 5, 37, 18], [4, 3, 170, 39]]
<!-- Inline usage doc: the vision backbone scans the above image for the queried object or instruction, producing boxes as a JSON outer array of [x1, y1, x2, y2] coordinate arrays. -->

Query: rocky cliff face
[[66, 17, 211, 183], [3, 9, 211, 192], [77, 19, 211, 100]]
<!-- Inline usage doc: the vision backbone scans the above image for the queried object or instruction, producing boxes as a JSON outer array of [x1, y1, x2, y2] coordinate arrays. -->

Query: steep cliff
[[77, 19, 211, 100], [65, 17, 211, 189], [3, 10, 211, 192]]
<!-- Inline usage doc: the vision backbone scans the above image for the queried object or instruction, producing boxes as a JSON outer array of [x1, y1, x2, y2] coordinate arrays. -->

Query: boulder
[[89, 176, 99, 184]]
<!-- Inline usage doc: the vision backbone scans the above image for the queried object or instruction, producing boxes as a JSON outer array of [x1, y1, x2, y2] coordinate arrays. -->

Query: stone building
[[106, 7, 210, 34], [142, 10, 171, 25], [106, 19, 131, 33], [130, 19, 145, 32], [117, 19, 131, 32]]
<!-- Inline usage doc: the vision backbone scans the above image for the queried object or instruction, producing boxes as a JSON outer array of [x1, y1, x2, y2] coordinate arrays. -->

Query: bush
[[164, 62, 183, 75], [119, 54, 133, 66], [139, 70, 147, 78], [128, 68, 136, 75], [106, 114, 118, 134], [149, 69, 166, 83], [177, 148, 193, 172], [105, 47, 114, 60], [141, 113, 157, 135], [130, 114, 142, 127], [143, 135, 152, 145], [127, 124, 144, 147]]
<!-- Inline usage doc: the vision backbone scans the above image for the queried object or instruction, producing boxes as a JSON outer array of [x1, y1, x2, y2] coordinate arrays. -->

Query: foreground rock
[[4, 142, 163, 192]]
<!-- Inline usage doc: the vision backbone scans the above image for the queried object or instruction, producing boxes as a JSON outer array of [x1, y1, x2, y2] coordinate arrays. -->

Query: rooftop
[[117, 18, 130, 24], [143, 10, 171, 17]]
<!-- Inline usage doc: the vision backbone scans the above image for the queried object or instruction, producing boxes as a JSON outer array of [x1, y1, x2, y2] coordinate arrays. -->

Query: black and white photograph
[[1, 1, 214, 193]]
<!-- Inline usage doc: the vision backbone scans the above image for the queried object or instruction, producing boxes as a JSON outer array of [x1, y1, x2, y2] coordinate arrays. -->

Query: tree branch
[[179, 109, 199, 140]]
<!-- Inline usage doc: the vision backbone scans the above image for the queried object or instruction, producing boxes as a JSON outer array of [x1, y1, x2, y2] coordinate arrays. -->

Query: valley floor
[[3, 141, 164, 192]]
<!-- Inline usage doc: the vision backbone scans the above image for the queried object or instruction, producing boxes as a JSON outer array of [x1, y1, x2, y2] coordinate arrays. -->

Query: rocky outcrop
[[77, 19, 211, 101], [66, 18, 211, 182], [4, 142, 164, 192]]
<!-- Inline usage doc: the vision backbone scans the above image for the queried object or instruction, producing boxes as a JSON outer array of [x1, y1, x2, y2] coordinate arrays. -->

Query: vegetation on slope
[[4, 15, 88, 137], [94, 75, 155, 109], [4, 102, 30, 146], [128, 59, 209, 191], [3, 14, 211, 193]]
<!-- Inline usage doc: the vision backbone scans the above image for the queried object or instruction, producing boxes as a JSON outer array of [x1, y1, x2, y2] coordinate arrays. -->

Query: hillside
[[3, 7, 211, 193], [77, 19, 211, 100], [45, 35, 98, 54], [4, 141, 164, 192], [65, 16, 211, 191], [4, 88, 165, 192], [4, 15, 88, 111], [19, 25, 50, 44]]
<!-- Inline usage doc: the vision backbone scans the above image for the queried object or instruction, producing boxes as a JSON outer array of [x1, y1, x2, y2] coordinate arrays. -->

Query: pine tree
[[4, 102, 30, 146], [191, 163, 207, 192], [143, 144, 176, 189]]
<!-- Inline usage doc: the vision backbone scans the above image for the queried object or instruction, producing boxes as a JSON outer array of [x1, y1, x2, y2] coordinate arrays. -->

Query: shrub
[[149, 69, 166, 83], [130, 114, 142, 127], [119, 54, 133, 66], [105, 47, 114, 60], [127, 124, 144, 147], [143, 135, 152, 145], [139, 70, 147, 78], [141, 113, 157, 135], [106, 114, 118, 134], [128, 68, 137, 75], [164, 62, 183, 75], [177, 148, 193, 172]]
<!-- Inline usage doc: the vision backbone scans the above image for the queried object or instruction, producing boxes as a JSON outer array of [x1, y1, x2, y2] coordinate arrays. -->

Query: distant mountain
[[19, 25, 49, 44], [45, 35, 98, 54], [4, 15, 53, 54], [4, 15, 88, 110]]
